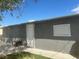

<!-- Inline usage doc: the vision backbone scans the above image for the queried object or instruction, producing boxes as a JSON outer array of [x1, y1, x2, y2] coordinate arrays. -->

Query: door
[[26, 23, 35, 48]]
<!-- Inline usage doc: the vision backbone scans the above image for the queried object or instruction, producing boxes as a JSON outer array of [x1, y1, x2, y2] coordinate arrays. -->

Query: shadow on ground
[[70, 41, 79, 59]]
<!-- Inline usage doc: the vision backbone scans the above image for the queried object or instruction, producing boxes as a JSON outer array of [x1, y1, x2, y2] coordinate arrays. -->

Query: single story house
[[1, 14, 79, 57]]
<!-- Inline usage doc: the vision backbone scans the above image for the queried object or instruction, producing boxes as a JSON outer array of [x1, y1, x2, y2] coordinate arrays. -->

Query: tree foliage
[[0, 0, 22, 11], [0, 0, 37, 20], [0, 0, 23, 20]]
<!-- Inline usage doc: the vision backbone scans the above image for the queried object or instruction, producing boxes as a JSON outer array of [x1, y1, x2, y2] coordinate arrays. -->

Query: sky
[[1, 0, 79, 26]]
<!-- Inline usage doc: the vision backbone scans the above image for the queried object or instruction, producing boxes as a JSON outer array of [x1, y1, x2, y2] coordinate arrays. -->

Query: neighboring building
[[0, 27, 3, 36], [1, 14, 79, 57], [0, 26, 3, 40]]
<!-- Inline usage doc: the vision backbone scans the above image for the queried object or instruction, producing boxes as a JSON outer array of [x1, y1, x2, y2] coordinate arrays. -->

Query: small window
[[53, 24, 71, 37]]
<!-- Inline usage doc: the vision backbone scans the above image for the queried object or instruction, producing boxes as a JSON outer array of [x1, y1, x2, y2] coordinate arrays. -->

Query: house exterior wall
[[0, 24, 27, 53], [35, 15, 79, 54], [2, 24, 26, 43], [35, 39, 75, 53]]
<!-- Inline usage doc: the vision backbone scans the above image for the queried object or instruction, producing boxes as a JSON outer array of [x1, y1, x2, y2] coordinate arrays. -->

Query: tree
[[0, 0, 24, 20], [0, 0, 37, 20]]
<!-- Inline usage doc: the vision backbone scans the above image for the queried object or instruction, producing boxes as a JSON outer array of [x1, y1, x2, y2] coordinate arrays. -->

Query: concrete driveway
[[24, 48, 77, 59]]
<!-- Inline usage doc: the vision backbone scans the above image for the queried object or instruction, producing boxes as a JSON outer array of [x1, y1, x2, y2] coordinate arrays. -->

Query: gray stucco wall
[[35, 39, 75, 53], [35, 15, 79, 55], [3, 24, 26, 43], [0, 24, 27, 53]]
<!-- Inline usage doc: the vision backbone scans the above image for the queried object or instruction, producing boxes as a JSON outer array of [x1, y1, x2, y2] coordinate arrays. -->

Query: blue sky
[[1, 0, 79, 26]]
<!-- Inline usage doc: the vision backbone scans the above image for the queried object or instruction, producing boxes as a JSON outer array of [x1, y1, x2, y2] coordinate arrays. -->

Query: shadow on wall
[[70, 41, 79, 59]]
